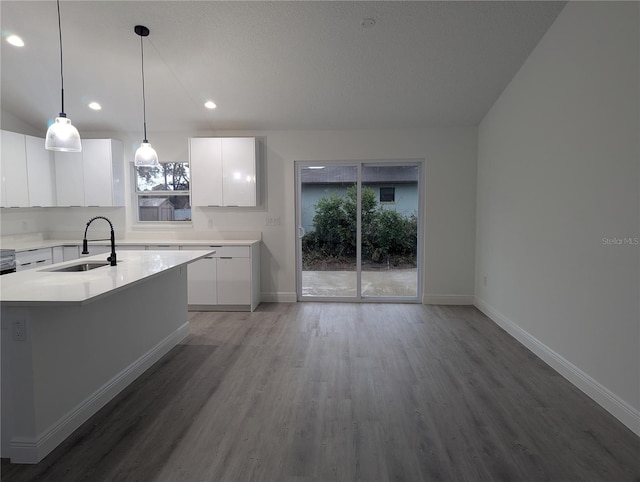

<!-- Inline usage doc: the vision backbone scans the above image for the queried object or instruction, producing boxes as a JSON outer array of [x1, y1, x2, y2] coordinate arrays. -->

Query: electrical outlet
[[265, 216, 281, 226], [13, 320, 26, 341]]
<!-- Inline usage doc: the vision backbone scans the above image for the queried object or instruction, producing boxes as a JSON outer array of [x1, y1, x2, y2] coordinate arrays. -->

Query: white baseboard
[[261, 292, 475, 305], [261, 292, 297, 303], [9, 322, 190, 464], [474, 297, 640, 437], [423, 294, 474, 305]]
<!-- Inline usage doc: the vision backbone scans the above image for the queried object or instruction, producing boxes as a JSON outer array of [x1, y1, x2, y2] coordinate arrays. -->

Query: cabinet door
[[54, 151, 84, 206], [0, 130, 29, 207], [52, 246, 64, 264], [82, 139, 124, 207], [222, 138, 256, 207], [63, 246, 80, 261], [25, 135, 55, 207], [190, 137, 223, 207], [187, 256, 218, 305], [110, 139, 125, 206], [217, 257, 251, 304]]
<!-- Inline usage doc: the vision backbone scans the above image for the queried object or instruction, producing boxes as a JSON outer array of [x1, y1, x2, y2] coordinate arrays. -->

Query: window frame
[[133, 162, 192, 224]]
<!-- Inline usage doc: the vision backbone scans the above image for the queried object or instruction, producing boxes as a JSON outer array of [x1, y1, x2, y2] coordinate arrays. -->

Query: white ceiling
[[1, 1, 566, 135]]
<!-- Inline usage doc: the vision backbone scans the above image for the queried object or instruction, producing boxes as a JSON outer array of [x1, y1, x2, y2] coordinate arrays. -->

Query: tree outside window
[[135, 162, 191, 222]]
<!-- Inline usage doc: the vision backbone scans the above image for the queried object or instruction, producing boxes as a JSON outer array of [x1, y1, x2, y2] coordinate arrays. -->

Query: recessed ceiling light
[[204, 101, 217, 110], [88, 102, 102, 110], [6, 35, 24, 47]]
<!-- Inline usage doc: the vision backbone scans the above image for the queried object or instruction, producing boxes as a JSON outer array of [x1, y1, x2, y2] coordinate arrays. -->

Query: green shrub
[[303, 186, 417, 268]]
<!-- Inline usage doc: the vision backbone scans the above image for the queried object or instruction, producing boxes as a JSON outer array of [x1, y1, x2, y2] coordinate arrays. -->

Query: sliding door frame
[[295, 159, 424, 303]]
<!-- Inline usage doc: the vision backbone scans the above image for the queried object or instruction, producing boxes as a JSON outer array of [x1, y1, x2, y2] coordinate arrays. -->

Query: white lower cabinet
[[181, 246, 218, 307], [186, 255, 217, 305], [181, 243, 260, 311], [15, 248, 53, 271], [216, 257, 250, 305], [62, 246, 80, 261], [52, 246, 64, 264]]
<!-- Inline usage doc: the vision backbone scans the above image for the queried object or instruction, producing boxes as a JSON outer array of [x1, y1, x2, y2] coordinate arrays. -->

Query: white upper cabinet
[[222, 138, 257, 207], [190, 137, 223, 207], [190, 137, 257, 207], [55, 138, 124, 207], [1, 132, 123, 208], [83, 139, 124, 207], [25, 135, 55, 207], [0, 130, 29, 207], [54, 150, 85, 206]]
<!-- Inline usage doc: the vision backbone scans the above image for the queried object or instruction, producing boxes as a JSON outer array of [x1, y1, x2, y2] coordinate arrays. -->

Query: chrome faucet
[[82, 216, 117, 266]]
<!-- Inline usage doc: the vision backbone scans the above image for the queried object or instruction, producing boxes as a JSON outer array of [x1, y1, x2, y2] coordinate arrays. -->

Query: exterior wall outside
[[301, 183, 418, 233]]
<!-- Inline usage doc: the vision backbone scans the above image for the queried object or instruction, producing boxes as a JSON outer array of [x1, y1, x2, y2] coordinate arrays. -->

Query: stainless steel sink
[[45, 261, 111, 272]]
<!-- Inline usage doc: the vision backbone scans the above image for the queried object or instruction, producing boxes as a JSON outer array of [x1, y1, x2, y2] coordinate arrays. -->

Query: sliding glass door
[[296, 160, 421, 302]]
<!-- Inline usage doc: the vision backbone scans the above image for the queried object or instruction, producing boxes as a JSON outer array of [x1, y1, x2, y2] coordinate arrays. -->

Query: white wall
[[0, 111, 40, 137], [1, 127, 478, 304], [476, 2, 639, 433]]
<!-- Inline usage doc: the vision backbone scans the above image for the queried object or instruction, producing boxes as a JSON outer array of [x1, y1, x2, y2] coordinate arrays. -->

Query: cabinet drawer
[[180, 245, 218, 257], [180, 245, 250, 258], [214, 246, 250, 258], [117, 245, 146, 251], [16, 248, 52, 264], [146, 245, 180, 250], [16, 248, 53, 270]]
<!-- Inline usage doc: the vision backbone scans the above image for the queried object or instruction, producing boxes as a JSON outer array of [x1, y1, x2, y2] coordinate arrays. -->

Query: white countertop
[[1, 238, 260, 252], [0, 250, 214, 306]]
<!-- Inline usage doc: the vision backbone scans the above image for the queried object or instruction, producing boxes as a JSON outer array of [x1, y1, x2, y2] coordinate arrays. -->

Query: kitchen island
[[0, 249, 214, 464], [1, 235, 262, 311]]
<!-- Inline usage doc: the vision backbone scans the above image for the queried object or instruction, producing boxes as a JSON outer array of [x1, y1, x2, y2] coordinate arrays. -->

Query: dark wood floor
[[2, 303, 639, 481]]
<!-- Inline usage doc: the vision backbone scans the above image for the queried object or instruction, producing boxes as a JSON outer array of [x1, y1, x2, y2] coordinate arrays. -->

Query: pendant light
[[134, 25, 159, 167], [45, 0, 81, 152]]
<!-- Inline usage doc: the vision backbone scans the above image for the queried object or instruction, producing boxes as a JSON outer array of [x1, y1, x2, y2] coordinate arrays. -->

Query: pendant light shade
[[134, 25, 158, 167], [45, 115, 82, 152], [46, 0, 81, 152], [135, 141, 159, 166]]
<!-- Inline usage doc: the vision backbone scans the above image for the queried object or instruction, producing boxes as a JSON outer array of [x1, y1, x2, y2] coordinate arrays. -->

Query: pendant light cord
[[140, 34, 148, 143], [56, 0, 65, 116]]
